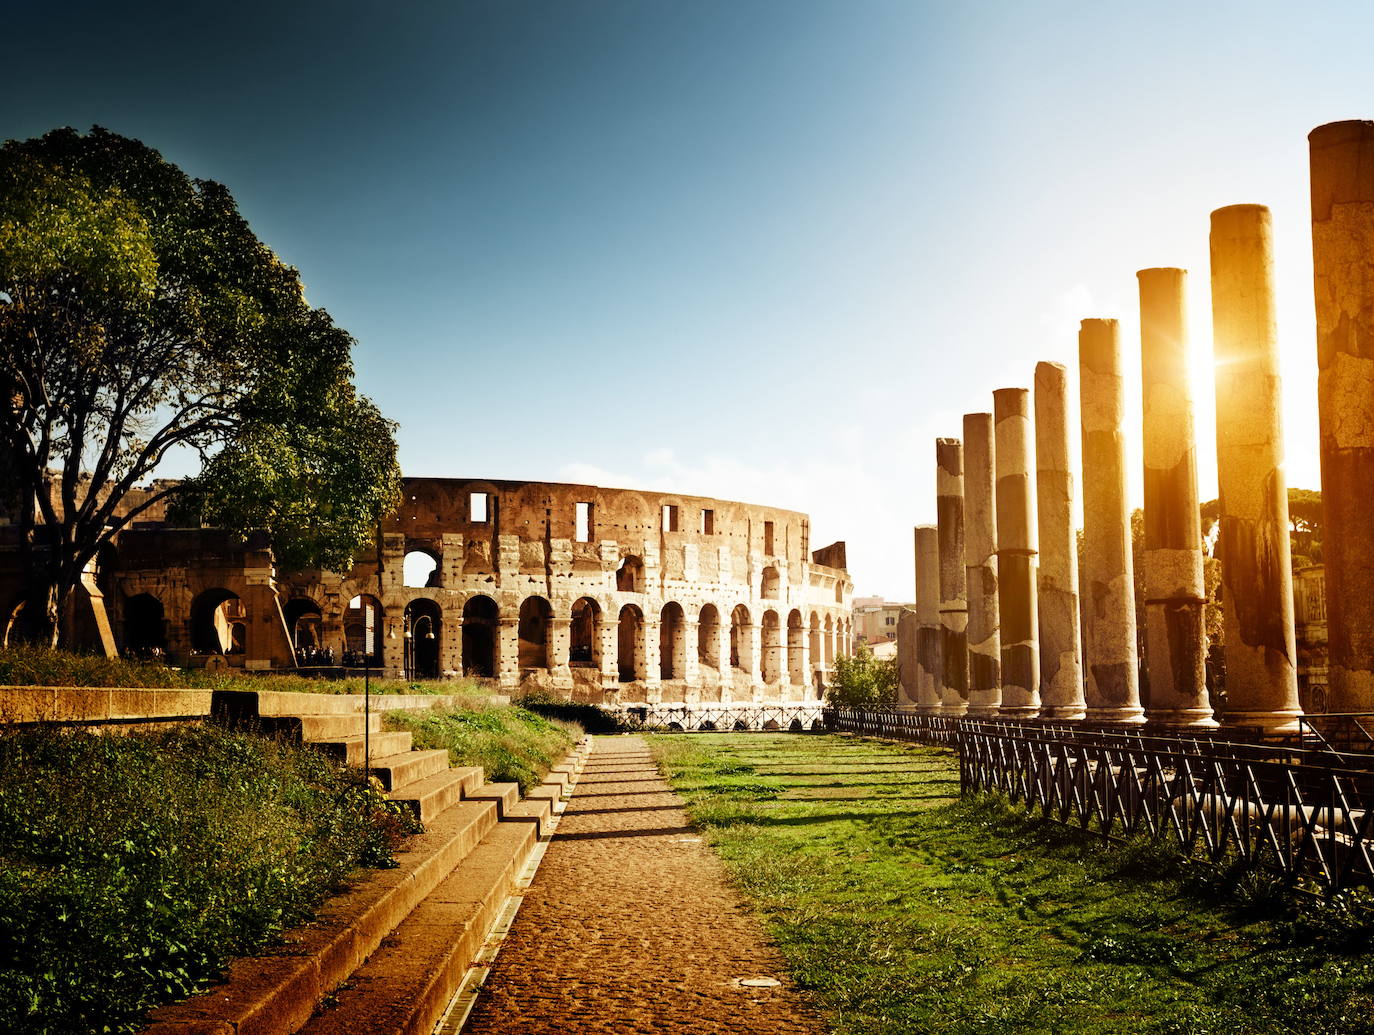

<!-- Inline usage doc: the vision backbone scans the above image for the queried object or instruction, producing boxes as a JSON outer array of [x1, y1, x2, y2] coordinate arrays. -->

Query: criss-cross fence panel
[[957, 723, 1374, 893]]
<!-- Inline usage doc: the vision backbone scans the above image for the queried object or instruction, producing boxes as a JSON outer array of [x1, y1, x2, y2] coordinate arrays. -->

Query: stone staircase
[[142, 689, 586, 1035]]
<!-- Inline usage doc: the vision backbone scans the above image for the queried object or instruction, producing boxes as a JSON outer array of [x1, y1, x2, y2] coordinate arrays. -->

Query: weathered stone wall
[[5, 478, 852, 706]]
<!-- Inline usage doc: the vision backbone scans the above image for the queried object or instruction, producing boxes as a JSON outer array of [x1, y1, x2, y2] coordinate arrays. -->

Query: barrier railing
[[824, 708, 1374, 892]]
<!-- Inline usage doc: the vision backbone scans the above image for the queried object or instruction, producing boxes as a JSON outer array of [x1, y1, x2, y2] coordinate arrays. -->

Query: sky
[[6, 1, 1373, 600]]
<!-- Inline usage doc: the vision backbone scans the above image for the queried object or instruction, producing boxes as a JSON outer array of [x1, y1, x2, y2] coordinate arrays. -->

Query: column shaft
[[962, 414, 1001, 715], [1079, 319, 1145, 722], [914, 524, 943, 714], [993, 388, 1040, 717], [1138, 268, 1214, 725], [1211, 203, 1302, 729], [1034, 361, 1086, 718], [1311, 120, 1374, 710], [936, 438, 969, 715]]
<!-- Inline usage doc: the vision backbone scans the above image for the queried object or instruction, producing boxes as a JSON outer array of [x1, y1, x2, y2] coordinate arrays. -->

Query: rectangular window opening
[[764, 520, 775, 555], [470, 491, 489, 523], [575, 501, 593, 543], [700, 509, 714, 535], [662, 504, 679, 532]]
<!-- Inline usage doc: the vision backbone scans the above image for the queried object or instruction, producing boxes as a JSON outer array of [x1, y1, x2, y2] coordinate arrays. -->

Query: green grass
[[651, 733, 1374, 1035], [0, 643, 483, 695], [386, 701, 580, 793], [0, 723, 420, 1035]]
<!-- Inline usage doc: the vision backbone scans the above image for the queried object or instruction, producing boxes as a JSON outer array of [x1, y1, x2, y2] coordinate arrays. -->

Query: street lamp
[[350, 595, 376, 785]]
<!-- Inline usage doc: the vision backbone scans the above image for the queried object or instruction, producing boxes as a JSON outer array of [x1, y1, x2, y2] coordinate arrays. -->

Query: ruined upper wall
[[385, 477, 846, 574]]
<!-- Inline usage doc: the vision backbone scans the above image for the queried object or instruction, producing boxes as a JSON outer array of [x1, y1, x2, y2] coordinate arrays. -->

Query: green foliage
[[0, 724, 418, 1035], [0, 643, 475, 696], [826, 643, 898, 709], [0, 126, 400, 642], [512, 689, 634, 734], [653, 733, 1374, 1035], [386, 701, 579, 793]]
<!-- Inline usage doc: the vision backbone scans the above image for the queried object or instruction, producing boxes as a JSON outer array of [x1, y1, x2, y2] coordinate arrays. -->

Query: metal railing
[[824, 708, 1374, 892], [618, 703, 826, 733]]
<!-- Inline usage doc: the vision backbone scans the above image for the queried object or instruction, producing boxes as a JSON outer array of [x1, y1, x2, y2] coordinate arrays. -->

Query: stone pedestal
[[1138, 268, 1214, 726], [1310, 120, 1374, 712], [1079, 319, 1145, 723], [1211, 203, 1302, 730], [1034, 362, 1086, 719], [936, 438, 969, 716], [993, 388, 1040, 718], [962, 413, 1001, 716], [914, 524, 943, 713]]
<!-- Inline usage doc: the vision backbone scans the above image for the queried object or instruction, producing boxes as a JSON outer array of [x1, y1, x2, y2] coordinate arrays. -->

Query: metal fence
[[618, 703, 827, 733], [825, 708, 1374, 893]]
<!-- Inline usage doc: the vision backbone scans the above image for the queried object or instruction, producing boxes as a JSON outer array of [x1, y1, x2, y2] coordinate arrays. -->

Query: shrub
[[0, 724, 418, 1035], [825, 644, 899, 710]]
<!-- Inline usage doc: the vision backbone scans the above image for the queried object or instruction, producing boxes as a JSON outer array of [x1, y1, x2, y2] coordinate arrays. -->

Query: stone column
[[993, 387, 1041, 718], [549, 615, 572, 675], [599, 613, 619, 690], [1311, 121, 1374, 712], [1138, 268, 1214, 726], [1034, 361, 1086, 719], [914, 524, 944, 713], [643, 617, 661, 702], [747, 620, 763, 702], [962, 414, 1002, 716], [497, 615, 521, 691], [936, 438, 969, 715], [1211, 203, 1302, 729], [1079, 319, 1145, 723], [716, 619, 733, 699], [682, 617, 700, 688]]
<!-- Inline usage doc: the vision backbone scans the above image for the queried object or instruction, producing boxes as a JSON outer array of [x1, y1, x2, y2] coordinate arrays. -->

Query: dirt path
[[462, 735, 826, 1035]]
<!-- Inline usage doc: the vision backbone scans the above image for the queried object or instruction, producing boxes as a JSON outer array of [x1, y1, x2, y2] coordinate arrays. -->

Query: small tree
[[826, 643, 898, 710], [1, 127, 401, 646]]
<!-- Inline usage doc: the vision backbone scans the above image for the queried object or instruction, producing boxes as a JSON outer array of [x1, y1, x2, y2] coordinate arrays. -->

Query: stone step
[[296, 711, 383, 742], [369, 748, 452, 791], [464, 780, 521, 817], [141, 797, 502, 1035], [388, 766, 485, 824], [312, 730, 414, 766], [295, 815, 543, 1035]]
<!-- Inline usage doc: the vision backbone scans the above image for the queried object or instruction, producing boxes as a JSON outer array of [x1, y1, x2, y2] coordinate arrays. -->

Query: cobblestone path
[[462, 735, 826, 1035]]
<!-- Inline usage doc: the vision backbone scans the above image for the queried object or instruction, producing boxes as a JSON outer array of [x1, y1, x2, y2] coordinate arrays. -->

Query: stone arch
[[189, 589, 245, 655], [730, 604, 753, 673], [761, 610, 783, 683], [616, 555, 644, 593], [570, 596, 601, 668], [659, 601, 686, 680], [761, 566, 780, 599], [344, 594, 383, 667], [462, 595, 499, 677], [787, 609, 805, 685], [618, 604, 643, 682], [122, 592, 166, 656], [403, 549, 440, 589], [698, 604, 721, 668], [518, 596, 553, 669], [283, 598, 323, 656], [824, 614, 835, 666], [404, 598, 442, 679]]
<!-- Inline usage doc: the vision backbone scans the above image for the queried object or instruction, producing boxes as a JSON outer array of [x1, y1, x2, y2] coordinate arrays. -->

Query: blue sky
[[7, 2, 1373, 598]]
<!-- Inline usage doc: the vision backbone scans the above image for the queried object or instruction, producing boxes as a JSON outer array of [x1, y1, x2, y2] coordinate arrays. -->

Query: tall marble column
[[1311, 120, 1374, 712], [1138, 268, 1214, 726], [936, 438, 969, 715], [1079, 319, 1145, 723], [962, 413, 1002, 716], [993, 388, 1041, 717], [1211, 203, 1302, 730], [1034, 361, 1086, 719], [914, 524, 944, 714]]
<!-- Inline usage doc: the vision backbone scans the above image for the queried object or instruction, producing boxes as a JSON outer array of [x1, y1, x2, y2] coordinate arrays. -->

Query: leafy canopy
[[0, 126, 400, 627], [826, 642, 899, 710]]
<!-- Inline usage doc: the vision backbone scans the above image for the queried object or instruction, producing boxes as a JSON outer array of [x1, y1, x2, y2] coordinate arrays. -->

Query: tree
[[826, 643, 898, 710], [0, 127, 401, 646]]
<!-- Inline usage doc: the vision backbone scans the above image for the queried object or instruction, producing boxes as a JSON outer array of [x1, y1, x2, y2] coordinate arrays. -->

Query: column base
[[1144, 708, 1219, 728], [1084, 706, 1146, 724], [1040, 705, 1087, 720], [1221, 708, 1303, 734], [966, 691, 1002, 716], [938, 703, 969, 717], [998, 705, 1043, 720]]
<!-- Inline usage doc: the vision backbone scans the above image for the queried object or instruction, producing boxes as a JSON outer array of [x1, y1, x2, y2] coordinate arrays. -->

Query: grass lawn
[[651, 732, 1374, 1035]]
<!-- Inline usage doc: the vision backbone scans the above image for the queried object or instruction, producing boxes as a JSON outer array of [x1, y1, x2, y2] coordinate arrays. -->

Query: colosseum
[[4, 478, 854, 719]]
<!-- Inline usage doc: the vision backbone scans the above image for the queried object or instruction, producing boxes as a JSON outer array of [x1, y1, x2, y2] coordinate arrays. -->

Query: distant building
[[853, 597, 910, 647]]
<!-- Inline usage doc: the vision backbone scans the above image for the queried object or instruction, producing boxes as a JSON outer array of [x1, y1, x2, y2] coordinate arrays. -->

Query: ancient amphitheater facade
[[12, 478, 854, 709]]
